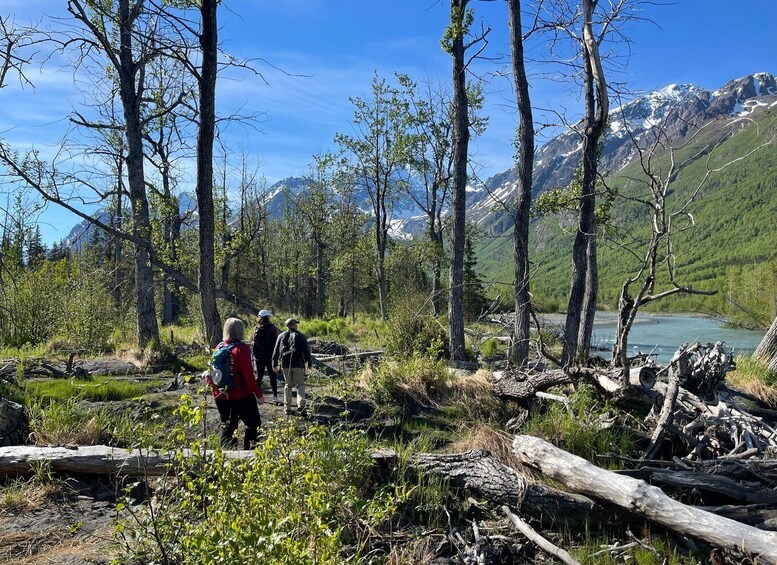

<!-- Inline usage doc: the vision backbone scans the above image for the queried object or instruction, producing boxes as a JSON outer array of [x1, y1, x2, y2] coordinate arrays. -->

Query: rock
[[0, 398, 30, 446]]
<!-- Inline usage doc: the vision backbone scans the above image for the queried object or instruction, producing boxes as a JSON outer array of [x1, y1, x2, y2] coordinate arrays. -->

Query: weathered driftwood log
[[409, 448, 619, 528], [314, 350, 383, 363], [628, 366, 657, 389], [642, 371, 680, 460], [617, 467, 777, 505], [513, 435, 777, 563], [699, 504, 777, 530], [0, 444, 398, 477], [493, 369, 580, 401]]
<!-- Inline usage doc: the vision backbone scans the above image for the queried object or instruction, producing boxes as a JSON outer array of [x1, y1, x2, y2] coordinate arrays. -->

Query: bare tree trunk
[[315, 239, 325, 317], [196, 0, 221, 347], [448, 0, 469, 361], [117, 0, 159, 350], [753, 316, 777, 371], [112, 181, 124, 312], [508, 0, 534, 367], [563, 1, 607, 366]]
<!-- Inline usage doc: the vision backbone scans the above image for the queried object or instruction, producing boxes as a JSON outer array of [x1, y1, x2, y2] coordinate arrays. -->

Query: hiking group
[[204, 312, 312, 449]]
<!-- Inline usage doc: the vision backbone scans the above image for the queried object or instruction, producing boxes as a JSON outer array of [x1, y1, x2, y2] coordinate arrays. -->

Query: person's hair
[[223, 317, 245, 342]]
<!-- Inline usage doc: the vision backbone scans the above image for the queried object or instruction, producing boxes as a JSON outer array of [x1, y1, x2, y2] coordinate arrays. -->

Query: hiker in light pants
[[272, 318, 313, 416]]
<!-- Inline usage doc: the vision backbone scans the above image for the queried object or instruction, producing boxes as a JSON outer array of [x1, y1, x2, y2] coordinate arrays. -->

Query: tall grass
[[728, 354, 777, 407], [523, 385, 638, 467]]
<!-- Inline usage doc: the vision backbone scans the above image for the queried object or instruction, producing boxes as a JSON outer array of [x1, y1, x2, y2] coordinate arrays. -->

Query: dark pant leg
[[216, 398, 238, 448], [257, 357, 277, 395], [236, 395, 261, 450]]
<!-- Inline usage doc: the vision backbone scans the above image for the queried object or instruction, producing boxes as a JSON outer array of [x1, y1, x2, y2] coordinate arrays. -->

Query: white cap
[[259, 309, 272, 318]]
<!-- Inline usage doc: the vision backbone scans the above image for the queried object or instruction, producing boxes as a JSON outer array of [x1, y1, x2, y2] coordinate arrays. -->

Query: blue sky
[[1, 0, 776, 243]]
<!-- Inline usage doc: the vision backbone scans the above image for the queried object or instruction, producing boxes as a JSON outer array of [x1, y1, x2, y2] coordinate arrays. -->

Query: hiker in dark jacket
[[206, 317, 264, 449], [272, 318, 312, 416], [251, 309, 282, 405]]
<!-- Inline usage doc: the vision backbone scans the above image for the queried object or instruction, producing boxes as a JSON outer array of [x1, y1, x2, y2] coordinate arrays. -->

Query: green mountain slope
[[477, 108, 777, 321]]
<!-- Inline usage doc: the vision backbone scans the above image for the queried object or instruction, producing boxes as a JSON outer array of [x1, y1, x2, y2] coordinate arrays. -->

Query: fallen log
[[313, 350, 383, 363], [642, 371, 680, 460], [617, 467, 777, 505], [493, 369, 576, 401], [409, 448, 620, 528], [513, 435, 777, 563], [0, 444, 398, 477]]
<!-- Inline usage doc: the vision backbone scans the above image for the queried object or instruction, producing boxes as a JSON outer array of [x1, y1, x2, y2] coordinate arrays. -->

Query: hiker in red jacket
[[207, 317, 264, 449]]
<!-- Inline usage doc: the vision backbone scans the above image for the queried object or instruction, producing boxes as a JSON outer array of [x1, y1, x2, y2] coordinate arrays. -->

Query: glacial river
[[541, 313, 767, 365]]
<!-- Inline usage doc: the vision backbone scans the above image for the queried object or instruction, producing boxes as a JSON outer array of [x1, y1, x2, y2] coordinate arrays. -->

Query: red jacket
[[209, 340, 262, 401]]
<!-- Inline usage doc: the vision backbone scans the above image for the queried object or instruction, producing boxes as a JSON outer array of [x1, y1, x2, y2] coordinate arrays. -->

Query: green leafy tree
[[335, 72, 414, 320]]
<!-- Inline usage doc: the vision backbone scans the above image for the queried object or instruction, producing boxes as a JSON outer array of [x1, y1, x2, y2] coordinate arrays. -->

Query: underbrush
[[728, 355, 777, 407], [359, 358, 509, 423], [115, 405, 404, 565], [523, 385, 639, 467], [27, 397, 151, 447]]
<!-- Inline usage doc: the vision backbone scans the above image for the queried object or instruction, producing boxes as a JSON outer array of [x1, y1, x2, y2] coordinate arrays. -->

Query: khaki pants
[[283, 367, 306, 411]]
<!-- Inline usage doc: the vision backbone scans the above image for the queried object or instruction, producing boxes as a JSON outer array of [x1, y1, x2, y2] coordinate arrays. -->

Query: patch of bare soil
[[0, 479, 117, 564]]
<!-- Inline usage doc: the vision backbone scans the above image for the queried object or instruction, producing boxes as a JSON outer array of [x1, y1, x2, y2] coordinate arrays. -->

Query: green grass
[[523, 385, 638, 468], [24, 375, 159, 404], [572, 529, 707, 564], [728, 354, 777, 407]]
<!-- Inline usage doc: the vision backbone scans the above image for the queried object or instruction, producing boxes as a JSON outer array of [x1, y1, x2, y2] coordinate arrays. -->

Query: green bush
[[115, 402, 401, 564], [480, 338, 504, 358], [0, 259, 118, 351], [384, 314, 448, 360]]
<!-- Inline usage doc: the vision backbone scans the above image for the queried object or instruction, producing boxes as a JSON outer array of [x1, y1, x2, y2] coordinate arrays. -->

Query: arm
[[300, 335, 313, 369], [271, 333, 283, 369]]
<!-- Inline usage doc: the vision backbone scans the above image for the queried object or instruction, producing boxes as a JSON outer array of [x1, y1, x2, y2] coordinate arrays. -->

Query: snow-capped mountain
[[466, 72, 777, 232], [61, 73, 776, 246]]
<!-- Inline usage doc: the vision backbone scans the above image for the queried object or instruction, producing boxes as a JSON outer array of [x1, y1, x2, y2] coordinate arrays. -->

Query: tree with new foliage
[[335, 73, 413, 321], [442, 1, 488, 360]]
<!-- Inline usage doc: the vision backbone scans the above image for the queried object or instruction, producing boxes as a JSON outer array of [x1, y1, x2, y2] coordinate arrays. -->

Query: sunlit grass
[[523, 385, 638, 468], [728, 354, 777, 407], [24, 375, 158, 404]]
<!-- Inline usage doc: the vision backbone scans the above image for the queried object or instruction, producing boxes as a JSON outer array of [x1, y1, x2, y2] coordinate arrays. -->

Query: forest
[[1, 1, 777, 564]]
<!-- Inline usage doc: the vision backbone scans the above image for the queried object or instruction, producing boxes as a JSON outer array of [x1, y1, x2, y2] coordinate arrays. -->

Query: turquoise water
[[589, 313, 766, 365]]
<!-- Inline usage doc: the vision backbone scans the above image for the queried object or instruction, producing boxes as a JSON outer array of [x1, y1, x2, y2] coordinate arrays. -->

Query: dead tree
[[62, 0, 165, 349], [609, 114, 774, 377], [444, 1, 489, 360]]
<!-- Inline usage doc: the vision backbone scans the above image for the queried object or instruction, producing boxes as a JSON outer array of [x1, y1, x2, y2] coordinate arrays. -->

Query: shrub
[[115, 409, 400, 565], [384, 314, 448, 360], [480, 338, 504, 358]]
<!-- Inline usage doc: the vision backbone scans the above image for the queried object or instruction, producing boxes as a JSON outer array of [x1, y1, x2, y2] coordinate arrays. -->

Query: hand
[[256, 395, 265, 404]]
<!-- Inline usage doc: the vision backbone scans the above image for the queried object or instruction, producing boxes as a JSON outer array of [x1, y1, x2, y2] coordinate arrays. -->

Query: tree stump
[[0, 399, 30, 446]]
